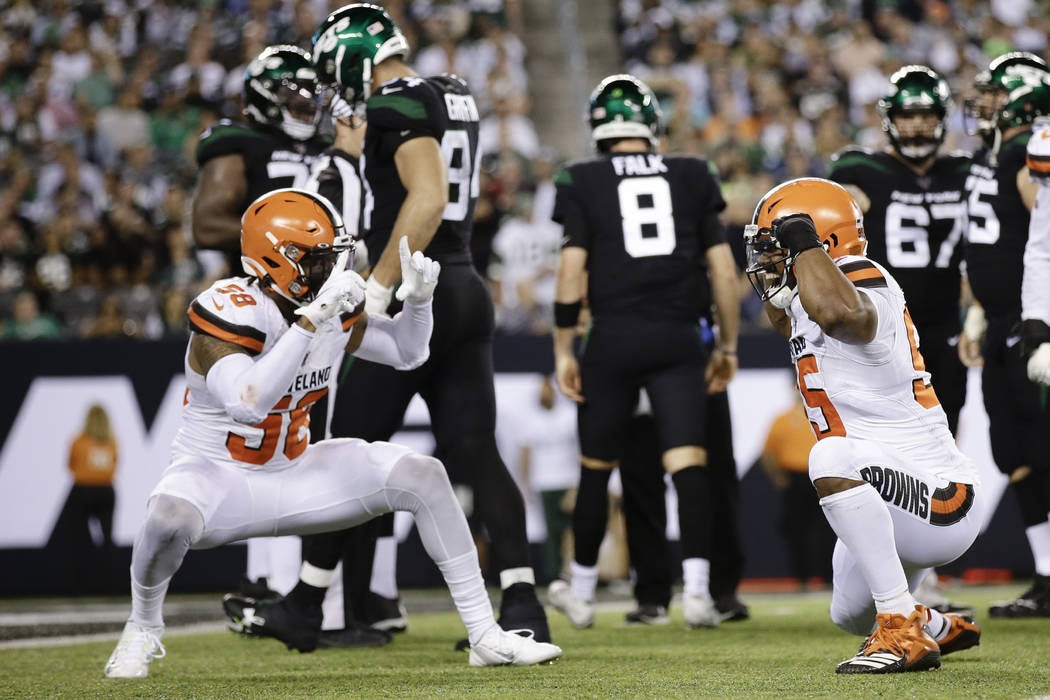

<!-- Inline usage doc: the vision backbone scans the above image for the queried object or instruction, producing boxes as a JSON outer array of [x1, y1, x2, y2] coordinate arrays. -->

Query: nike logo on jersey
[[213, 298, 225, 311], [400, 130, 410, 137], [611, 154, 667, 177], [1006, 335, 1021, 348], [382, 85, 403, 94]]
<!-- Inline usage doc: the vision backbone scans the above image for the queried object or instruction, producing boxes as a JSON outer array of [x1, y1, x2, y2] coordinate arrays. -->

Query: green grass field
[[2, 585, 1049, 699]]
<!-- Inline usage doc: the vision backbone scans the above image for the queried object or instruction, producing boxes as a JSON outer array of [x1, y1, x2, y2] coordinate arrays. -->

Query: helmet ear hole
[[262, 256, 281, 269]]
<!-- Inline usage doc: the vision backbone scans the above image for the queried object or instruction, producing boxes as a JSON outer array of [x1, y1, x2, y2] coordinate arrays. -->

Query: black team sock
[[286, 580, 327, 608], [573, 466, 613, 567], [672, 466, 713, 560]]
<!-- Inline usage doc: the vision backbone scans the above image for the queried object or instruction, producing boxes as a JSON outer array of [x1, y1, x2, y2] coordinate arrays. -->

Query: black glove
[[772, 214, 822, 257], [1020, 319, 1050, 360]]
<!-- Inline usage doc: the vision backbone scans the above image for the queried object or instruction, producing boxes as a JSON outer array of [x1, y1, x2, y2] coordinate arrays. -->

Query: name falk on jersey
[[610, 153, 667, 177]]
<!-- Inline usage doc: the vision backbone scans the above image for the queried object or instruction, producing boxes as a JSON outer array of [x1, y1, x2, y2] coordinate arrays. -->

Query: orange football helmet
[[744, 178, 865, 305], [240, 188, 352, 304]]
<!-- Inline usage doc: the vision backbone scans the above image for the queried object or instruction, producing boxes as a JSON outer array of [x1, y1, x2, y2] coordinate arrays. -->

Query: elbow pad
[[206, 353, 268, 425]]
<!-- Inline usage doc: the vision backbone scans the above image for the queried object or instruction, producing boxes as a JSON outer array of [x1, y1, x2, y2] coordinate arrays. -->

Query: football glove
[[294, 251, 365, 328], [365, 276, 393, 316], [1028, 344, 1050, 385], [771, 214, 822, 257], [395, 236, 441, 303], [963, 304, 986, 342]]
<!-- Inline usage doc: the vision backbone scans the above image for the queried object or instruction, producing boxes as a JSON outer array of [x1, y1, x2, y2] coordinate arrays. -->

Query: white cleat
[[468, 625, 562, 667], [547, 579, 595, 629], [104, 620, 166, 678], [683, 594, 721, 629]]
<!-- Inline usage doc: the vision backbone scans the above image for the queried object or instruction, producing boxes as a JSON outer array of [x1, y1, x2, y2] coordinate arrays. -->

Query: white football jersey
[[175, 276, 358, 471], [785, 256, 977, 484], [1024, 119, 1050, 327]]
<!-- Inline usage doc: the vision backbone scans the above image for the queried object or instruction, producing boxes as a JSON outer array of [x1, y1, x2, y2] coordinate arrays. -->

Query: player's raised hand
[[395, 236, 440, 303], [295, 251, 365, 328]]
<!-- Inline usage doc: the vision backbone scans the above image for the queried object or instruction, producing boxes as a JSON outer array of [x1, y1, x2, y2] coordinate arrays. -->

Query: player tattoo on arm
[[188, 333, 251, 377]]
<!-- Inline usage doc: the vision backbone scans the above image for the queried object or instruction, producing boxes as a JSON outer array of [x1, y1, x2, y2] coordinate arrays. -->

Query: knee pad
[[385, 453, 453, 512], [143, 495, 204, 549], [808, 436, 866, 483]]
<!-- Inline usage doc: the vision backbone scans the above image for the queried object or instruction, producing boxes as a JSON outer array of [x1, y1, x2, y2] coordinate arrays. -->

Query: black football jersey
[[552, 152, 726, 322], [361, 74, 479, 267], [964, 131, 1033, 321], [309, 147, 363, 239], [195, 119, 329, 212], [829, 147, 970, 330]]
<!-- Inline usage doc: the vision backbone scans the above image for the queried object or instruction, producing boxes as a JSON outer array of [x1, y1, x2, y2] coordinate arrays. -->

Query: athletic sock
[[499, 567, 535, 589], [819, 484, 913, 615], [1025, 521, 1050, 576], [681, 557, 712, 599], [570, 561, 599, 602], [130, 570, 169, 629], [925, 607, 951, 641], [573, 466, 613, 567], [671, 466, 712, 560], [287, 562, 335, 608], [436, 550, 496, 645]]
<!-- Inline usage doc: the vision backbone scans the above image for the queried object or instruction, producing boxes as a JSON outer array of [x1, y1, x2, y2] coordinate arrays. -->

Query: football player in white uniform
[[103, 189, 561, 678], [744, 178, 981, 674], [1023, 117, 1050, 386]]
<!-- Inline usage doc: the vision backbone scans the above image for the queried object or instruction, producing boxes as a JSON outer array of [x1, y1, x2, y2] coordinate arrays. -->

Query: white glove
[[365, 276, 393, 316], [1029, 343, 1050, 385], [963, 304, 986, 342], [294, 251, 365, 327], [330, 93, 354, 124], [395, 236, 441, 303]]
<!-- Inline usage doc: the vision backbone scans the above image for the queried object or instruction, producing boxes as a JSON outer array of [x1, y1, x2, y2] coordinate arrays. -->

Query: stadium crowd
[[0, 0, 1046, 340]]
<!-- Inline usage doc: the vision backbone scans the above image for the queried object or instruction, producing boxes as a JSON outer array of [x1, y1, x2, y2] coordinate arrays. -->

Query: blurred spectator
[[478, 84, 538, 160], [95, 88, 150, 166], [2, 290, 62, 340], [759, 394, 833, 587]]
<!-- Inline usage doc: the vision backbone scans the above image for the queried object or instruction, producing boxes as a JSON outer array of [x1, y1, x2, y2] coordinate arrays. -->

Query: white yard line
[[0, 621, 227, 649]]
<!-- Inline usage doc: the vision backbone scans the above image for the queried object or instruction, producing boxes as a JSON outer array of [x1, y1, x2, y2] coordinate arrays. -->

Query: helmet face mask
[[588, 74, 663, 152], [244, 46, 324, 141], [744, 178, 866, 307], [965, 52, 1050, 136], [240, 188, 353, 305], [311, 3, 409, 110], [877, 65, 950, 162]]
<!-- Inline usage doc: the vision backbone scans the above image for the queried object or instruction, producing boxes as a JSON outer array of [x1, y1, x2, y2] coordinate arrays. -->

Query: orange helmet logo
[[240, 188, 351, 303], [751, 178, 866, 259]]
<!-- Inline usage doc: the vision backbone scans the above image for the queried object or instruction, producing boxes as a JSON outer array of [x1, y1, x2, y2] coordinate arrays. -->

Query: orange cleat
[[835, 606, 941, 674]]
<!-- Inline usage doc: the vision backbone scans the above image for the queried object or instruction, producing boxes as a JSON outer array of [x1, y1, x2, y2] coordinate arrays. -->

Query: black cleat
[[317, 624, 394, 649], [498, 582, 552, 643], [715, 595, 751, 622], [625, 604, 670, 625], [222, 593, 323, 652], [989, 575, 1050, 618], [358, 592, 409, 633]]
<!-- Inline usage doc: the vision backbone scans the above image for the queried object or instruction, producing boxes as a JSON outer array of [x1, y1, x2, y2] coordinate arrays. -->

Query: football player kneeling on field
[[744, 178, 981, 674]]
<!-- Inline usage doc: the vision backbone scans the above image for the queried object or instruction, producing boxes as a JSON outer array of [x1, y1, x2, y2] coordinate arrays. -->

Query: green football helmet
[[588, 74, 663, 151], [966, 51, 1050, 136], [311, 3, 410, 112], [243, 45, 323, 141], [877, 65, 951, 162]]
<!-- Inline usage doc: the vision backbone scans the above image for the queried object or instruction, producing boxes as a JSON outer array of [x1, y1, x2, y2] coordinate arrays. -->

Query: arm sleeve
[[205, 323, 314, 425], [1023, 182, 1050, 326], [352, 297, 433, 370]]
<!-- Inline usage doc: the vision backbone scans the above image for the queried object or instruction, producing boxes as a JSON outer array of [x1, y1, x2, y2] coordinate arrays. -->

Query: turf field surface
[[1, 584, 1048, 699]]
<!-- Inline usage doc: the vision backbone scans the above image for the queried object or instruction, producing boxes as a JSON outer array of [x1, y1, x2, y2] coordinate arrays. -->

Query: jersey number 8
[[618, 176, 676, 257]]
